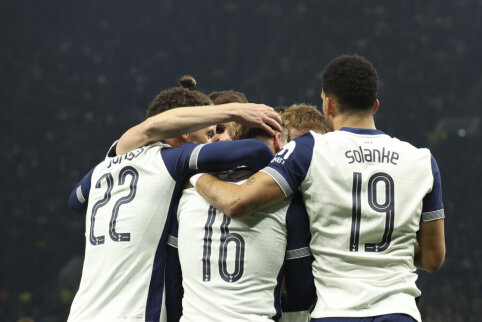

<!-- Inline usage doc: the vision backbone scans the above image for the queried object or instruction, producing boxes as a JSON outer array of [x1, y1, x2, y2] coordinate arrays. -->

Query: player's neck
[[332, 114, 376, 131]]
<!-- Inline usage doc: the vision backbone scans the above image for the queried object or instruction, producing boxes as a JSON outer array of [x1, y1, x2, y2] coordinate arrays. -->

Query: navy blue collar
[[339, 127, 385, 135]]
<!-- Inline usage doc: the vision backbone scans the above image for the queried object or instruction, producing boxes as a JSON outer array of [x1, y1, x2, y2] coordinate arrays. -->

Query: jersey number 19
[[350, 172, 395, 253]]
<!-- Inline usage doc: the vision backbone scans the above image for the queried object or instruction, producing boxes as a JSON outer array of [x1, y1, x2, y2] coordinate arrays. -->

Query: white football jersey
[[171, 170, 312, 322], [68, 139, 276, 322], [68, 141, 214, 322], [263, 128, 445, 321]]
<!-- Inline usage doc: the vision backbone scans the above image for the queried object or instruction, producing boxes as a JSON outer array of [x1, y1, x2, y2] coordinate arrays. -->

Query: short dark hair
[[208, 90, 248, 105], [146, 75, 212, 118], [322, 54, 378, 112]]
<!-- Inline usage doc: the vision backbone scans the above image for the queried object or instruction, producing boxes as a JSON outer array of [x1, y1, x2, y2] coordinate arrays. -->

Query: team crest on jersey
[[272, 141, 296, 165]]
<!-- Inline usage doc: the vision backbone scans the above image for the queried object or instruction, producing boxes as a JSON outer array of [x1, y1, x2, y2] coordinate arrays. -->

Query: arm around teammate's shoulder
[[115, 103, 282, 155], [194, 171, 286, 219], [414, 218, 445, 272]]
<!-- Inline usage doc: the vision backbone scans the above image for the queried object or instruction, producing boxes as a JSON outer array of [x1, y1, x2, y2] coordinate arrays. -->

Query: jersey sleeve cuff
[[421, 209, 445, 222], [76, 186, 86, 204], [286, 247, 311, 260], [260, 167, 293, 198], [167, 235, 178, 248], [189, 144, 205, 170]]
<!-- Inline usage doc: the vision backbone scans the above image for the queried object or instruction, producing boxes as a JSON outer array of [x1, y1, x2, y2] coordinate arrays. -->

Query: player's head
[[281, 104, 333, 140], [228, 119, 289, 154], [208, 90, 249, 142], [321, 54, 379, 118], [146, 75, 212, 117], [146, 76, 215, 147], [209, 90, 248, 105]]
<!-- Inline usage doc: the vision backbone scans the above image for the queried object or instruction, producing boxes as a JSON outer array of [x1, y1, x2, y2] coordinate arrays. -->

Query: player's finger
[[260, 122, 276, 136], [263, 111, 282, 131]]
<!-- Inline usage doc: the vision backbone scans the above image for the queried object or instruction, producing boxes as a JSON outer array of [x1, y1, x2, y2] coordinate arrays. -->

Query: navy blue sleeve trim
[[264, 132, 315, 196], [68, 167, 94, 213], [196, 139, 274, 172], [162, 140, 274, 183], [281, 256, 316, 312], [286, 192, 311, 252], [106, 140, 118, 157], [165, 244, 183, 322], [422, 155, 444, 215], [161, 143, 199, 181]]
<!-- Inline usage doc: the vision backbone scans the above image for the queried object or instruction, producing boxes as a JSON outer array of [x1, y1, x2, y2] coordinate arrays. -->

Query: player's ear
[[372, 99, 380, 114], [180, 134, 188, 144], [325, 97, 336, 117], [273, 132, 282, 153]]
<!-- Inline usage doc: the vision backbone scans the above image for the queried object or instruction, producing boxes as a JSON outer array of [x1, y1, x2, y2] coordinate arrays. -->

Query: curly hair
[[146, 75, 212, 118], [322, 54, 378, 112]]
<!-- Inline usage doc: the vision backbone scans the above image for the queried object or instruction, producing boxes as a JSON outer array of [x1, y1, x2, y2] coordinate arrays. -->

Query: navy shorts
[[311, 314, 417, 322]]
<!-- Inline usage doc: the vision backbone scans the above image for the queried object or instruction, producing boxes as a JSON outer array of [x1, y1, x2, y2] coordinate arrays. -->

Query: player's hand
[[233, 103, 282, 136]]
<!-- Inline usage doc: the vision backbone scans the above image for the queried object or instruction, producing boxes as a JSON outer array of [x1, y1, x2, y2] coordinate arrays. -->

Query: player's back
[[300, 128, 437, 320], [175, 170, 308, 322], [68, 142, 176, 322]]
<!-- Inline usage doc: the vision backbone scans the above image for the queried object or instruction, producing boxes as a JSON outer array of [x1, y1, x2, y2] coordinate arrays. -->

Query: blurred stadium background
[[1, 0, 480, 321]]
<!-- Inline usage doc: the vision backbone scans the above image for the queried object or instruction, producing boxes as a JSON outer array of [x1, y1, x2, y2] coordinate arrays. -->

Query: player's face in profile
[[212, 123, 232, 142], [187, 126, 216, 144]]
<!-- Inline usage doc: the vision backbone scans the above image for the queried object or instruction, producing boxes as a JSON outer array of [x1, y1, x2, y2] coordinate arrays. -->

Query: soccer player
[[191, 55, 446, 322], [208, 90, 249, 142], [67, 77, 281, 322], [281, 104, 332, 140], [69, 78, 281, 212], [277, 104, 331, 322], [167, 121, 316, 321]]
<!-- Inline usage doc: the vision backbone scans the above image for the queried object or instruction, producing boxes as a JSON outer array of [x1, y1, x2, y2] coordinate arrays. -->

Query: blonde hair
[[282, 104, 332, 135]]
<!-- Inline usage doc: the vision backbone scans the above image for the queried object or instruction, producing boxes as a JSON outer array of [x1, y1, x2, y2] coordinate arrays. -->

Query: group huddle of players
[[67, 54, 445, 322]]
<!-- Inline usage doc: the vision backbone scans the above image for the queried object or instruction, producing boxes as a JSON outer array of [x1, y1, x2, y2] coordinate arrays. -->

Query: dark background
[[1, 1, 481, 321]]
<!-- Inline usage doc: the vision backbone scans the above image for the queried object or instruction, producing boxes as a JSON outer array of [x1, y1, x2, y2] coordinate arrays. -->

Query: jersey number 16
[[202, 206, 245, 283]]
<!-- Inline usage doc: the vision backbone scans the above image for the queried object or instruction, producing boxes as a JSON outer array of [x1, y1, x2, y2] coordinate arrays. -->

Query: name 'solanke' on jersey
[[345, 146, 399, 165], [107, 147, 145, 169]]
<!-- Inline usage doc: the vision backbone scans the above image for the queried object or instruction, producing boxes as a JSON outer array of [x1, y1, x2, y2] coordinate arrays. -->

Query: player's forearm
[[414, 246, 445, 272], [116, 105, 239, 155], [195, 172, 285, 219], [414, 219, 446, 272], [195, 173, 251, 218]]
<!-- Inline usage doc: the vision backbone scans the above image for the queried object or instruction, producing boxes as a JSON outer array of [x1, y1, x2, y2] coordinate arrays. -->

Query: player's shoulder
[[387, 135, 432, 157]]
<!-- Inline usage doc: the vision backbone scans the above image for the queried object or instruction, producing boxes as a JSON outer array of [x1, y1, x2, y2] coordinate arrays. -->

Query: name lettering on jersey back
[[107, 147, 145, 168], [272, 141, 296, 165], [345, 146, 399, 165]]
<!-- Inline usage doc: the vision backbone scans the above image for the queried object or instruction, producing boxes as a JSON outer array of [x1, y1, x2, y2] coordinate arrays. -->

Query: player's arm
[[163, 140, 276, 183], [195, 140, 274, 172], [281, 192, 316, 311], [165, 232, 183, 322], [282, 256, 316, 311], [116, 103, 282, 155], [415, 219, 445, 272], [68, 168, 94, 213], [414, 155, 446, 272], [194, 134, 314, 219], [194, 171, 286, 219]]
